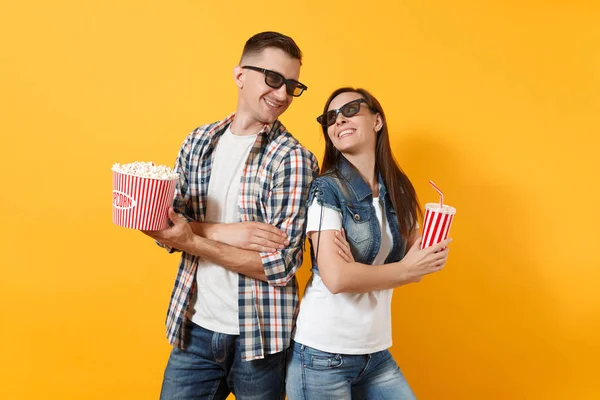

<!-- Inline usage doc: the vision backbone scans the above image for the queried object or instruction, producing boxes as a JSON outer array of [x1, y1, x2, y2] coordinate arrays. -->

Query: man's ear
[[233, 66, 244, 89]]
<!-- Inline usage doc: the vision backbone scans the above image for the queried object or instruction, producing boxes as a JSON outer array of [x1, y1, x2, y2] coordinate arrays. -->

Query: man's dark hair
[[240, 31, 303, 65]]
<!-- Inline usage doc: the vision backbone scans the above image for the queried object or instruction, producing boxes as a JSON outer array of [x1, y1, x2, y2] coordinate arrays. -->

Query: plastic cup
[[421, 203, 456, 249]]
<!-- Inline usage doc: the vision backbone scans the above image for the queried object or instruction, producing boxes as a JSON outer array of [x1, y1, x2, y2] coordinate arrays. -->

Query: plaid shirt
[[164, 113, 319, 361]]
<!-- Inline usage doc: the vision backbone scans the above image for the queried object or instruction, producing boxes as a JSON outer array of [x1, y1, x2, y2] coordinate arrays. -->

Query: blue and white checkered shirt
[[163, 113, 319, 360]]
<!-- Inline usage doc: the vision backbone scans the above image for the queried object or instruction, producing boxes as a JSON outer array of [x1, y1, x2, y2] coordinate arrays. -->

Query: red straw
[[429, 180, 444, 208]]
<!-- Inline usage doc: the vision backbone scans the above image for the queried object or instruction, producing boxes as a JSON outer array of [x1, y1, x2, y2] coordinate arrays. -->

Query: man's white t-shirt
[[190, 127, 257, 335], [293, 196, 395, 354]]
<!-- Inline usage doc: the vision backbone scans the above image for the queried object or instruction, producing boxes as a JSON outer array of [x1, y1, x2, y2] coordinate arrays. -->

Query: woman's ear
[[374, 114, 384, 132]]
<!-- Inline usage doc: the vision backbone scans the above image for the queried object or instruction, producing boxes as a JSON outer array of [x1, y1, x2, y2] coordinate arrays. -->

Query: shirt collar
[[212, 113, 285, 141]]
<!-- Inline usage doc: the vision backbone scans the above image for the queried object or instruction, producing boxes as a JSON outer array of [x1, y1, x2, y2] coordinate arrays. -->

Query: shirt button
[[354, 214, 360, 221]]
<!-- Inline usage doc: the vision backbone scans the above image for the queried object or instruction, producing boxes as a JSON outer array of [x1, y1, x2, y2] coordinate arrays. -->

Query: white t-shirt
[[293, 197, 395, 354], [190, 127, 257, 335]]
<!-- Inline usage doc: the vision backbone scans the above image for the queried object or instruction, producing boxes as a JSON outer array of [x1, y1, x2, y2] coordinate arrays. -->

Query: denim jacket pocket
[[343, 204, 371, 244]]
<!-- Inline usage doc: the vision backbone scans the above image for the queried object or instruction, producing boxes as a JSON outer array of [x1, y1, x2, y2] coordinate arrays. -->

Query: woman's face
[[325, 92, 382, 156]]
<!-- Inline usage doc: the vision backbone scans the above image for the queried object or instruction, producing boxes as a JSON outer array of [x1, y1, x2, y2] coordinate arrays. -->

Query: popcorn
[[112, 161, 178, 180]]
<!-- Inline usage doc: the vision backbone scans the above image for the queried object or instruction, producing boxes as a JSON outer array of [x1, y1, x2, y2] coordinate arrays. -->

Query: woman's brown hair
[[320, 87, 421, 238]]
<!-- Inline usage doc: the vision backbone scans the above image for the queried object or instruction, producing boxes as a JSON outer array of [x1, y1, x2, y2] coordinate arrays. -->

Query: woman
[[286, 88, 452, 399]]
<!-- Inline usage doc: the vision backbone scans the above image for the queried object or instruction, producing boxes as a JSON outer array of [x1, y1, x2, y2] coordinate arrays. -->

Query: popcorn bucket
[[112, 170, 178, 230]]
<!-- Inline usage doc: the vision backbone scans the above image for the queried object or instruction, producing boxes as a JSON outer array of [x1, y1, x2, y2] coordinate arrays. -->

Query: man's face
[[236, 47, 302, 125]]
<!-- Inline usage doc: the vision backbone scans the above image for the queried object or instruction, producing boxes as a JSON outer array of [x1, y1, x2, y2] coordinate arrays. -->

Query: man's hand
[[143, 208, 195, 251], [209, 222, 290, 253]]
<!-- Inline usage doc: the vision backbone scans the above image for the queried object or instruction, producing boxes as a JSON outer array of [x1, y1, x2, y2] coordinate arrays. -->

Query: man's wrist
[[179, 233, 202, 256], [190, 222, 219, 241], [203, 223, 221, 242]]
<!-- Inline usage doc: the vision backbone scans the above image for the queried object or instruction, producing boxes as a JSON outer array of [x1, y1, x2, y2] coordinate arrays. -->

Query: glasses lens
[[290, 84, 303, 97], [316, 111, 334, 126], [341, 101, 362, 118], [265, 71, 284, 89], [325, 110, 339, 126]]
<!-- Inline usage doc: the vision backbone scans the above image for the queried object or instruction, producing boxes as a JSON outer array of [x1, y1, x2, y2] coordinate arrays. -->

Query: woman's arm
[[406, 228, 420, 253], [312, 230, 451, 294]]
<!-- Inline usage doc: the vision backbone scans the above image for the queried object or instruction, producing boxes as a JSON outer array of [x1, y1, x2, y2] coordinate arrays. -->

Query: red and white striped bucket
[[112, 171, 178, 230], [421, 203, 456, 249]]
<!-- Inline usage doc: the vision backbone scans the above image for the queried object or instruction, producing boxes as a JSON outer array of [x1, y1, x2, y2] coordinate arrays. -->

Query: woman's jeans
[[286, 341, 416, 400]]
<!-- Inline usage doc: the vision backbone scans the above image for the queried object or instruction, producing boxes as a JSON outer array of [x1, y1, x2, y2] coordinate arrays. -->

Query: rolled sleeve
[[260, 146, 318, 286]]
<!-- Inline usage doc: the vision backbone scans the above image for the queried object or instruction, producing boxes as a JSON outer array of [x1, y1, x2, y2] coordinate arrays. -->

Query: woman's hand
[[334, 228, 355, 263], [401, 237, 452, 281]]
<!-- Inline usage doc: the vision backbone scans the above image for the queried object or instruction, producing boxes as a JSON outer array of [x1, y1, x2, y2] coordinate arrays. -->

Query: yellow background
[[2, 0, 599, 399]]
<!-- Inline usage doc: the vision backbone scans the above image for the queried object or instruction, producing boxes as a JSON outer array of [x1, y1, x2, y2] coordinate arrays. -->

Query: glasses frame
[[316, 98, 376, 127], [241, 65, 308, 97]]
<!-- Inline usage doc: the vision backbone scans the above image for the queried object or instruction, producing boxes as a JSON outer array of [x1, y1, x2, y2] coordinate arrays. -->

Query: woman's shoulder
[[311, 172, 350, 195], [312, 172, 337, 186], [308, 172, 346, 209]]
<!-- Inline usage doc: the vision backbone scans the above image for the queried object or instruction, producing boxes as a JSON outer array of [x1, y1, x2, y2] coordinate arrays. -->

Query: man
[[145, 31, 319, 399]]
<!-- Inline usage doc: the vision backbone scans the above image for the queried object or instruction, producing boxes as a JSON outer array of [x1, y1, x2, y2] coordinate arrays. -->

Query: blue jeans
[[286, 341, 416, 400], [160, 321, 286, 400]]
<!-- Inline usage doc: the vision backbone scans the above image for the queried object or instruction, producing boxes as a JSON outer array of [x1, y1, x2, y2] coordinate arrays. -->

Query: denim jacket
[[307, 156, 407, 272]]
